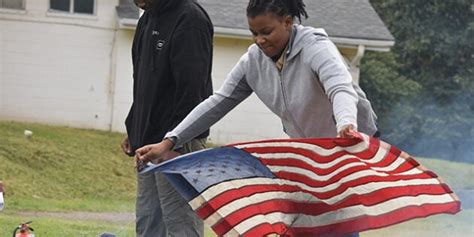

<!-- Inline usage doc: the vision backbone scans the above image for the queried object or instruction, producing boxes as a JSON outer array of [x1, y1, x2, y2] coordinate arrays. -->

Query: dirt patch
[[15, 211, 134, 225]]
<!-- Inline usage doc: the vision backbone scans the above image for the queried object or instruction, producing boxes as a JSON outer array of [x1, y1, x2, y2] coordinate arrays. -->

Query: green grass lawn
[[1, 120, 473, 236], [362, 209, 474, 237], [0, 121, 136, 212], [0, 210, 217, 237], [415, 157, 474, 191], [1, 210, 135, 237]]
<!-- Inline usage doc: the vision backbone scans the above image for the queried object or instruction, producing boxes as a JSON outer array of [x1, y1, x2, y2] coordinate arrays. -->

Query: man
[[121, 0, 213, 236]]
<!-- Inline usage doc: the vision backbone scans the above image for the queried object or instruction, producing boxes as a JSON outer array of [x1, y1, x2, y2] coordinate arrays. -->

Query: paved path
[[16, 211, 135, 225]]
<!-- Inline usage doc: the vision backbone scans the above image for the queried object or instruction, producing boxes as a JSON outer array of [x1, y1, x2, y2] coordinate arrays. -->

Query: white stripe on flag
[[268, 162, 385, 180], [372, 157, 407, 172], [396, 168, 424, 176], [235, 139, 369, 157], [202, 178, 442, 227], [253, 149, 386, 168], [190, 166, 426, 210], [251, 141, 389, 167], [269, 166, 390, 183], [230, 194, 455, 236]]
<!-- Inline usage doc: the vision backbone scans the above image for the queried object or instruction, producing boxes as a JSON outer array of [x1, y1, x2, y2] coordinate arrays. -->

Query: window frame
[[0, 0, 26, 10], [49, 0, 96, 16]]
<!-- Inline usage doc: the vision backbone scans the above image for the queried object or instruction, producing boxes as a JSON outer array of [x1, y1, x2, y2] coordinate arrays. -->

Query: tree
[[364, 0, 474, 162]]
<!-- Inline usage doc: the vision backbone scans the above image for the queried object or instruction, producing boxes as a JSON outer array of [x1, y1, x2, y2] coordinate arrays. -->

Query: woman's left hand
[[338, 124, 357, 138]]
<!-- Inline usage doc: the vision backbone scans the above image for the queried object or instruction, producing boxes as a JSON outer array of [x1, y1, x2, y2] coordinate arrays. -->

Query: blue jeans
[[135, 138, 206, 237]]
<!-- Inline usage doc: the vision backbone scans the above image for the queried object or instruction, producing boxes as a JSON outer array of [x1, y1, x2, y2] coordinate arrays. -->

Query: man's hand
[[338, 124, 357, 138], [135, 138, 176, 165], [121, 136, 134, 156]]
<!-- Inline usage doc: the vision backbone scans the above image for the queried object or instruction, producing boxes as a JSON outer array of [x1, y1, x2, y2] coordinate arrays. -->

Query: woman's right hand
[[338, 124, 357, 138], [135, 138, 176, 165]]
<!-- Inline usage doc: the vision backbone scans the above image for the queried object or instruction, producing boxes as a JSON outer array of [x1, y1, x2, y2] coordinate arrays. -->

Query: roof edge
[[214, 26, 251, 39], [331, 37, 395, 52], [115, 24, 394, 51], [214, 26, 394, 51]]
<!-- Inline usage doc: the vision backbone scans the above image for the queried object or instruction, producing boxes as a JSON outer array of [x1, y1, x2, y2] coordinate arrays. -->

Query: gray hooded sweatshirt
[[166, 25, 377, 147]]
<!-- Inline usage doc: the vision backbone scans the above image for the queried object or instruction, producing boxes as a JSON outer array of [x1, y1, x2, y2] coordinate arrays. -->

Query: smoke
[[380, 93, 474, 163]]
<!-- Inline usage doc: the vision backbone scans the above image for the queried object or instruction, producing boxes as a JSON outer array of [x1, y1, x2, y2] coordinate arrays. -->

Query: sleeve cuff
[[164, 132, 181, 150], [336, 121, 358, 133]]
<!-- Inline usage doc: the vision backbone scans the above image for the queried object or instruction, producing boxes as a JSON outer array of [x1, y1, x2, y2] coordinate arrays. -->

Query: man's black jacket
[[125, 0, 213, 152]]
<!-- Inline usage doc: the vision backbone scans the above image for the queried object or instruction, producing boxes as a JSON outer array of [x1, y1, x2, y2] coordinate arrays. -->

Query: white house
[[0, 0, 394, 144]]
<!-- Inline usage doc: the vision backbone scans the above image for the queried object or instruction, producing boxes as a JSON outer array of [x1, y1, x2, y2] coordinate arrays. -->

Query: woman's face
[[248, 14, 293, 59]]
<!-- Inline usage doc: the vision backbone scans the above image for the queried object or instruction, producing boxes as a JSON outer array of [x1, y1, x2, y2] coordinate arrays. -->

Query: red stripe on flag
[[195, 173, 438, 219], [241, 136, 383, 161], [259, 153, 414, 177], [272, 164, 418, 188], [209, 185, 453, 235], [281, 202, 461, 237], [370, 145, 402, 168], [250, 145, 403, 176], [228, 137, 363, 150], [241, 202, 460, 237]]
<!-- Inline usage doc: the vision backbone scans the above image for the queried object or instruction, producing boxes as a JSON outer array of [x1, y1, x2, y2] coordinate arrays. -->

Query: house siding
[[110, 29, 134, 132], [0, 19, 116, 129], [208, 37, 288, 144], [0, 0, 120, 130]]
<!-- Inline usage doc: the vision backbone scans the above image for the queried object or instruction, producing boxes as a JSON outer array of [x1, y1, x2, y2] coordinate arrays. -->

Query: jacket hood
[[287, 25, 328, 61]]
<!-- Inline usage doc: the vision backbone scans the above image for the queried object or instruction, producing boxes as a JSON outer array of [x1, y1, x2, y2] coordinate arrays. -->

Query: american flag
[[142, 132, 460, 236]]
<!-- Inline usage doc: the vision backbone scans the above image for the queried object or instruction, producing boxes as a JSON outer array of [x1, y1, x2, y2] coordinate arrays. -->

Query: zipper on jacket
[[276, 61, 306, 137]]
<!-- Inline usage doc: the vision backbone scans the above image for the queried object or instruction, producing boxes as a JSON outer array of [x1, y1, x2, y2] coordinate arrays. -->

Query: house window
[[0, 0, 25, 10], [50, 0, 95, 15]]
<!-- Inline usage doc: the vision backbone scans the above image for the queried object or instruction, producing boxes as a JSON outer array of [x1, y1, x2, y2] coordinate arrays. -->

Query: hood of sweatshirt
[[287, 24, 329, 61]]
